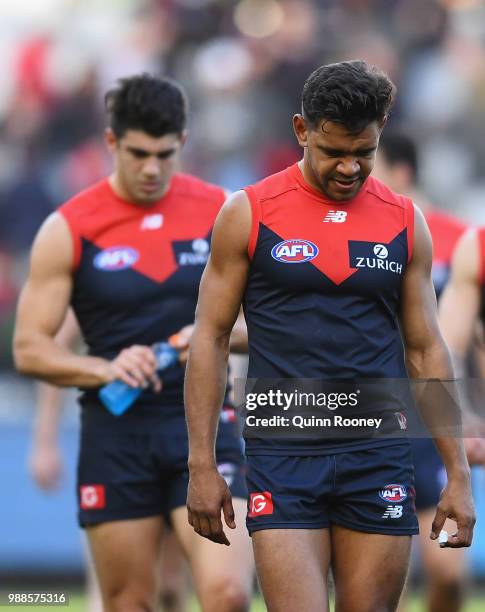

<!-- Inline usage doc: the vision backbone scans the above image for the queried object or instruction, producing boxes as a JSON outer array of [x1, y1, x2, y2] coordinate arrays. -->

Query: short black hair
[[379, 130, 418, 183], [105, 74, 187, 138], [302, 60, 395, 133]]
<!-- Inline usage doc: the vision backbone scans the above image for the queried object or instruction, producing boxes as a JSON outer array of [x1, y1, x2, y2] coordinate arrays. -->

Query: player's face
[[293, 117, 382, 201], [106, 129, 185, 205]]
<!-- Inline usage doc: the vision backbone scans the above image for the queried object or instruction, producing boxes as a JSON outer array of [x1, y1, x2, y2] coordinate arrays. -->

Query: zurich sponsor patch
[[379, 484, 407, 503], [94, 246, 139, 271], [271, 239, 318, 263]]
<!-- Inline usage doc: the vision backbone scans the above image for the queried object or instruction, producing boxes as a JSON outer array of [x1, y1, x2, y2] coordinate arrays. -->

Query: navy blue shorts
[[246, 443, 418, 536], [411, 438, 446, 511], [77, 418, 246, 527]]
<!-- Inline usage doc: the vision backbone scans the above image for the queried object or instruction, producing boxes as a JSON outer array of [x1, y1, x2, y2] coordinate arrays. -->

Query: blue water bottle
[[99, 341, 179, 416]]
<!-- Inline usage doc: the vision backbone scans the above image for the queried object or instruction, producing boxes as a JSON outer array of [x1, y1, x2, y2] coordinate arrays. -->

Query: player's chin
[[326, 178, 362, 201], [135, 190, 163, 205]]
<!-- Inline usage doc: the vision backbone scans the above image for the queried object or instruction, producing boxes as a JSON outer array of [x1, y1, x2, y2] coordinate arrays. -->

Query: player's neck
[[108, 174, 169, 208]]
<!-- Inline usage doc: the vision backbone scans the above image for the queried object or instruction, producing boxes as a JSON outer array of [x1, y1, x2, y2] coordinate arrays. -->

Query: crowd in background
[[2, 0, 485, 369]]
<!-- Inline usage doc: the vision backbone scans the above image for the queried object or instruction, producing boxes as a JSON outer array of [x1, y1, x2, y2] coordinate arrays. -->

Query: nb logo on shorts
[[248, 492, 273, 517], [323, 210, 347, 223], [80, 485, 106, 510], [382, 505, 403, 519]]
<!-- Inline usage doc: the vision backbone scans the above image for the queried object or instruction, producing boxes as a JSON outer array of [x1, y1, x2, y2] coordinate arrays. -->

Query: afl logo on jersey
[[379, 484, 407, 503], [94, 246, 139, 271], [271, 239, 318, 264]]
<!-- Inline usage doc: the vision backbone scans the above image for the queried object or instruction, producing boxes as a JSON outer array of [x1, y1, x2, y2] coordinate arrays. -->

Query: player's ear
[[179, 130, 188, 148], [104, 128, 118, 153], [379, 116, 388, 131], [293, 114, 309, 148]]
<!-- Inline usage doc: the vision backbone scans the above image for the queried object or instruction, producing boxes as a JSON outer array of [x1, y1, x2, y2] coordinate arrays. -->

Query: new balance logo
[[382, 505, 403, 519], [141, 214, 163, 230], [323, 210, 347, 223]]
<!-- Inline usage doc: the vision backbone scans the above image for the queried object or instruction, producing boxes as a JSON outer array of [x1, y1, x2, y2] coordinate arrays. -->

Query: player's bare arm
[[439, 229, 481, 369], [399, 205, 475, 548], [185, 191, 251, 545], [439, 229, 485, 461], [30, 309, 80, 490], [14, 213, 160, 389], [171, 310, 248, 365]]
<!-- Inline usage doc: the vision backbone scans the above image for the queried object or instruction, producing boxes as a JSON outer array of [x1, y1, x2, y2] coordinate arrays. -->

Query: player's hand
[[187, 465, 235, 546], [29, 443, 63, 491], [430, 471, 475, 547], [464, 437, 485, 465], [170, 325, 194, 365], [108, 345, 161, 391]]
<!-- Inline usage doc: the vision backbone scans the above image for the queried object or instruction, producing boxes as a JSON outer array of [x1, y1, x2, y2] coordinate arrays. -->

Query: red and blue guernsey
[[426, 210, 466, 297], [59, 173, 226, 425], [243, 163, 415, 454]]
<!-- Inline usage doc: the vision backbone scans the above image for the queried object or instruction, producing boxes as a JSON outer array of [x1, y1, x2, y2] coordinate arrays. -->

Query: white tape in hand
[[438, 530, 448, 547]]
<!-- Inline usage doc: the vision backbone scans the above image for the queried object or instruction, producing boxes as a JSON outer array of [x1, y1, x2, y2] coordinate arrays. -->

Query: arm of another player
[[29, 310, 80, 491], [185, 191, 251, 545], [439, 229, 481, 371], [171, 309, 248, 364], [14, 213, 159, 389], [439, 229, 485, 461], [399, 205, 475, 547]]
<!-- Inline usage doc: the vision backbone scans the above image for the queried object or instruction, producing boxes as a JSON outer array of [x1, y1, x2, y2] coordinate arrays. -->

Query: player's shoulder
[[58, 179, 109, 219], [449, 227, 481, 283], [245, 165, 298, 202], [476, 226, 485, 242], [425, 208, 467, 236], [365, 175, 412, 210], [171, 172, 226, 204]]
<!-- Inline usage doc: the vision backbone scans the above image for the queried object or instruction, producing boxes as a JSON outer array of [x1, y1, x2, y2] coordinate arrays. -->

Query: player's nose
[[142, 156, 161, 177], [337, 157, 360, 177]]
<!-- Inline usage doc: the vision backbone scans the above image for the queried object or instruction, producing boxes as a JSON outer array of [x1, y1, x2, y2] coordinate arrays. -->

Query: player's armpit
[[14, 213, 111, 387]]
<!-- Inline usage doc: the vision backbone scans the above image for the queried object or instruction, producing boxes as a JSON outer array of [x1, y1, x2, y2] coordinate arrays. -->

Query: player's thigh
[[87, 516, 163, 605], [417, 509, 468, 582], [245, 453, 335, 610], [82, 536, 103, 612], [171, 498, 253, 597], [158, 528, 188, 603], [253, 527, 331, 612], [331, 525, 411, 612]]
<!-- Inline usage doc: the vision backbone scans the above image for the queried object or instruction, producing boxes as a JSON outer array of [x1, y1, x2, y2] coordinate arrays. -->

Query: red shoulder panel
[[58, 180, 108, 270], [476, 227, 485, 286], [249, 170, 412, 285], [61, 174, 226, 283], [425, 210, 467, 266]]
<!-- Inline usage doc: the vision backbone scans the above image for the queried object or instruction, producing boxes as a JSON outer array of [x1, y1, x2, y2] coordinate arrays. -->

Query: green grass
[[8, 593, 485, 611]]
